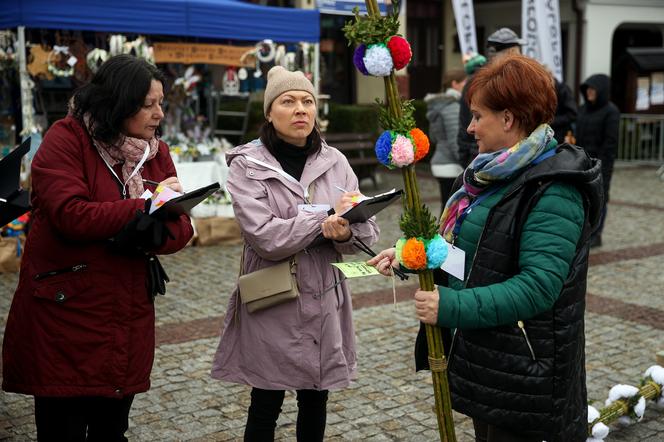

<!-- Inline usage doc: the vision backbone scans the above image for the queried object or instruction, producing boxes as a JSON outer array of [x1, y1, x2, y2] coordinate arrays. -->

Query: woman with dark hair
[[2, 54, 193, 440], [211, 66, 379, 441], [369, 55, 603, 441]]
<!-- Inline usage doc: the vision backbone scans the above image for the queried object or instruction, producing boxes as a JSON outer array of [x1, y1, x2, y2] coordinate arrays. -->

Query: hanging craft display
[[47, 45, 76, 77], [109, 35, 126, 56], [255, 39, 276, 63], [222, 67, 240, 95], [343, 1, 456, 440], [86, 48, 109, 73], [27, 46, 54, 80]]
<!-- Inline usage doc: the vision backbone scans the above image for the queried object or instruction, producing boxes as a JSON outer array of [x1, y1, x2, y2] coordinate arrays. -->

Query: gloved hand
[[109, 200, 174, 255], [147, 254, 170, 300]]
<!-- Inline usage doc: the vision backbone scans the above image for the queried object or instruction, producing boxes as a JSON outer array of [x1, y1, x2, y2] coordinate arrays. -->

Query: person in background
[[211, 66, 379, 441], [551, 75, 578, 144], [2, 55, 193, 441], [369, 54, 603, 442], [425, 68, 467, 210], [575, 73, 620, 247], [457, 28, 524, 167]]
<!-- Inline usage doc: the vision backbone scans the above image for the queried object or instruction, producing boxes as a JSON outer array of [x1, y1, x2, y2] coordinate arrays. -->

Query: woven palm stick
[[359, 2, 457, 438], [588, 381, 662, 435]]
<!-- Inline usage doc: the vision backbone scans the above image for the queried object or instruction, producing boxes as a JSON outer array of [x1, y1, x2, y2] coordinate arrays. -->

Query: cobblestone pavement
[[2, 164, 664, 441]]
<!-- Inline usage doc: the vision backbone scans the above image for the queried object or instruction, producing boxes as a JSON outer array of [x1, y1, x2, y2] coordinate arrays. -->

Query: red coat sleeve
[[31, 120, 145, 241]]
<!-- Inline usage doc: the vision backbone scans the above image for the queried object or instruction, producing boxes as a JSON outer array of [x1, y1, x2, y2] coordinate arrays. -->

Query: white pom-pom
[[605, 384, 639, 406], [645, 365, 664, 387], [592, 421, 610, 439], [634, 396, 646, 420], [587, 405, 600, 423], [363, 44, 394, 77]]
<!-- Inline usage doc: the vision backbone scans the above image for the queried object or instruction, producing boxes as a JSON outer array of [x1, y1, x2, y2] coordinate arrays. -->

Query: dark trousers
[[472, 419, 542, 442], [244, 387, 328, 442], [34, 395, 134, 442]]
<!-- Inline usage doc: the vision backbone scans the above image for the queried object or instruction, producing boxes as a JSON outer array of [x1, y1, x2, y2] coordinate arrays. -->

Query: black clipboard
[[339, 189, 403, 224], [308, 189, 403, 248], [152, 182, 221, 216], [0, 138, 31, 226]]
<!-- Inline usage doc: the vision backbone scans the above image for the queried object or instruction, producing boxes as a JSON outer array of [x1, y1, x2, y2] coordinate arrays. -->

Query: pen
[[334, 185, 349, 193], [142, 178, 161, 186]]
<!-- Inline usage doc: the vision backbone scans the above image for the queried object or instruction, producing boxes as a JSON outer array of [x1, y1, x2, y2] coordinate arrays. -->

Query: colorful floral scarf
[[440, 124, 557, 242]]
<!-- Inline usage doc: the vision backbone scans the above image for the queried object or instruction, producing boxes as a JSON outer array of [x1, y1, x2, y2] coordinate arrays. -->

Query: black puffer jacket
[[576, 74, 620, 201], [416, 144, 603, 441]]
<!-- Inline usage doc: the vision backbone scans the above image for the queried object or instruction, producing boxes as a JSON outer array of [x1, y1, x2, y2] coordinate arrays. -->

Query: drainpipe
[[573, 0, 585, 103]]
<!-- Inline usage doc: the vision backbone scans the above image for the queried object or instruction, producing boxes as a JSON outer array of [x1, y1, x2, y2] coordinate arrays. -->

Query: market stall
[[0, 0, 321, 260]]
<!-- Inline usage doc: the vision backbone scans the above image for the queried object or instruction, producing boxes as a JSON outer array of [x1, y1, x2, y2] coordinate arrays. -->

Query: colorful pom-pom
[[375, 131, 393, 167], [387, 36, 412, 70], [364, 44, 394, 77], [401, 238, 427, 270], [425, 234, 448, 269], [395, 238, 406, 265], [410, 128, 430, 162], [353, 45, 369, 76], [390, 134, 415, 167]]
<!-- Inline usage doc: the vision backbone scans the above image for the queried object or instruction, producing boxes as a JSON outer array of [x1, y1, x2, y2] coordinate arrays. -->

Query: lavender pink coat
[[211, 139, 380, 390]]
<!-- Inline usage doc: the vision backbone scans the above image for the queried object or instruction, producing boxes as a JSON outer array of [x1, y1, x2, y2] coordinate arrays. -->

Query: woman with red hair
[[370, 55, 603, 441]]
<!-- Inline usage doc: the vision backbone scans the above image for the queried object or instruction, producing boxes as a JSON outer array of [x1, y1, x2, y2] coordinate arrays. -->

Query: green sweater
[[438, 182, 584, 329]]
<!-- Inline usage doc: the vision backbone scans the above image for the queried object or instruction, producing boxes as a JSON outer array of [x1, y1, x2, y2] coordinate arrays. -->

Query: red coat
[[2, 117, 193, 398]]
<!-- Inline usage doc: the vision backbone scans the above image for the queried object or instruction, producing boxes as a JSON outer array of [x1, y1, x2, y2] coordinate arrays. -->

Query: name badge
[[441, 242, 466, 281], [298, 204, 331, 213]]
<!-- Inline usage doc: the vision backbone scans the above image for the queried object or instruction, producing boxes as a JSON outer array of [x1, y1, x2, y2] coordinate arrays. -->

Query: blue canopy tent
[[2, 0, 320, 43], [3, 0, 320, 135]]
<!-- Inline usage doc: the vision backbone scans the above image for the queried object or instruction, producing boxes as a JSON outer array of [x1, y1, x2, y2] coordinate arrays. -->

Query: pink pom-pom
[[390, 134, 415, 167]]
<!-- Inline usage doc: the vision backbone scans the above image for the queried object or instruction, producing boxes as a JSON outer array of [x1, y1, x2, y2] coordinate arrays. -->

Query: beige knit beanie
[[263, 66, 316, 116]]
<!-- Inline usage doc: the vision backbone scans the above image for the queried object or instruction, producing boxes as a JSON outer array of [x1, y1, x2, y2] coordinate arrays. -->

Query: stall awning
[[627, 48, 664, 72], [1, 0, 320, 43]]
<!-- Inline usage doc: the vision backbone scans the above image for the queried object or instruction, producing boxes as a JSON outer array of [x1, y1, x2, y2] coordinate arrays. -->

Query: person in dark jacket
[[425, 68, 467, 209], [552, 77, 578, 144], [576, 73, 620, 247], [2, 55, 194, 440], [369, 55, 603, 442]]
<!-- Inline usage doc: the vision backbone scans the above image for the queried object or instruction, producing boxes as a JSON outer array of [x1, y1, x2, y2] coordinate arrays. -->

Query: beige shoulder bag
[[238, 249, 299, 313]]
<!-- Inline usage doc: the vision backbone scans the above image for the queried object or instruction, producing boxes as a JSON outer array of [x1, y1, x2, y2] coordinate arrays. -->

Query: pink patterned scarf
[[84, 114, 159, 199]]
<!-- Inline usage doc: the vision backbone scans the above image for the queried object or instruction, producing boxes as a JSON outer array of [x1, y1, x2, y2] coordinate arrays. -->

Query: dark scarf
[[273, 136, 314, 181]]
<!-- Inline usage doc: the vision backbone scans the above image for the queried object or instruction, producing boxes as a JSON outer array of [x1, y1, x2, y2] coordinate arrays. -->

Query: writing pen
[[142, 178, 161, 186], [334, 185, 349, 193]]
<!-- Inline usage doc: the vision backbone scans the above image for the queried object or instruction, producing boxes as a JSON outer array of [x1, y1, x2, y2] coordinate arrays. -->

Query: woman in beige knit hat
[[212, 66, 380, 441]]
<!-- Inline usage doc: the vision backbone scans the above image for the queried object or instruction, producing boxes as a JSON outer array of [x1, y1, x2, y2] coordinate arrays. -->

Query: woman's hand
[[159, 177, 183, 194], [414, 289, 439, 325], [366, 247, 398, 276], [335, 191, 363, 214], [321, 214, 352, 242]]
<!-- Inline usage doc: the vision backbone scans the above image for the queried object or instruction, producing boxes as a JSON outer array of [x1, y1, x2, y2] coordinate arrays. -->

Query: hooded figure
[[576, 74, 620, 246]]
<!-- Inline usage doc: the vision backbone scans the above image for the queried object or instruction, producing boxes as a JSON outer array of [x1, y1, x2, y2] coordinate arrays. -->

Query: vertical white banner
[[522, 0, 541, 61], [522, 0, 564, 82], [452, 0, 478, 57]]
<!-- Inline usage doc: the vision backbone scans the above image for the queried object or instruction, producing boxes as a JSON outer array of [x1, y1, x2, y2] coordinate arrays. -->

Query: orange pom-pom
[[410, 128, 430, 162], [401, 237, 427, 270]]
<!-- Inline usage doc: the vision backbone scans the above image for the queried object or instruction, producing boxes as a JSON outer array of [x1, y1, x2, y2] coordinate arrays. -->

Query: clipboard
[[0, 138, 31, 226], [152, 182, 221, 216], [340, 189, 403, 224]]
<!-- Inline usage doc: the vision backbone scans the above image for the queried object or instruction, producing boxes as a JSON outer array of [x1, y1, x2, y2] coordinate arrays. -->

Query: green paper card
[[332, 262, 381, 278]]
